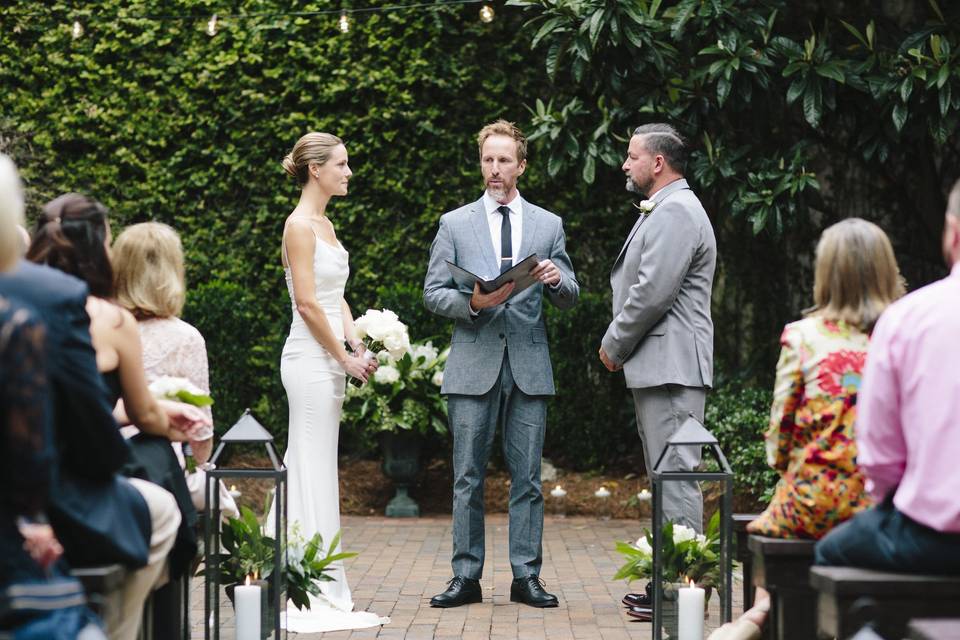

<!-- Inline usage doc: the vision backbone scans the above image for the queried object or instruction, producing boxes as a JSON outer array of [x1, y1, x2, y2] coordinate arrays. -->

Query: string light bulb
[[206, 14, 218, 37], [338, 12, 350, 33], [479, 4, 495, 23], [71, 20, 84, 39]]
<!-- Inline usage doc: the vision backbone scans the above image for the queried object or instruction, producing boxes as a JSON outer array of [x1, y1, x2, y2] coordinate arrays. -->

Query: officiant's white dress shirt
[[482, 190, 523, 268]]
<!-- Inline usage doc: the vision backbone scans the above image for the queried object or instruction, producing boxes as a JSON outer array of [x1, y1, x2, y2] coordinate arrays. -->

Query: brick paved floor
[[191, 515, 744, 639]]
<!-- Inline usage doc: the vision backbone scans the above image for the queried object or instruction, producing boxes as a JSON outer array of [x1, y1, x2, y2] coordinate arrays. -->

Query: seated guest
[[711, 219, 904, 640], [815, 180, 960, 574], [3, 184, 181, 640], [112, 221, 239, 522], [112, 222, 214, 466], [26, 193, 212, 636], [0, 155, 104, 637]]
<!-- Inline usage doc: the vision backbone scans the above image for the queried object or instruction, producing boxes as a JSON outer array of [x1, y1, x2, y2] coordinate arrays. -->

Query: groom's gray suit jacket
[[423, 196, 579, 396], [601, 179, 716, 389]]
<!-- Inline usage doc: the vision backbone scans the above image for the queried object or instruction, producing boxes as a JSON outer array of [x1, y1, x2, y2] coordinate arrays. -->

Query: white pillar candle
[[677, 579, 705, 640], [234, 577, 261, 640]]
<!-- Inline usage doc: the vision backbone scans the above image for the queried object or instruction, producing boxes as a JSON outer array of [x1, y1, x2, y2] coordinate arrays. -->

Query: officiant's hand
[[470, 281, 515, 311], [530, 259, 561, 287], [598, 346, 621, 372]]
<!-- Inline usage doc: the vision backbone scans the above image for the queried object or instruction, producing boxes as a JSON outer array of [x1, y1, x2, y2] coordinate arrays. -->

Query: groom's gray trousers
[[448, 352, 546, 580], [632, 384, 706, 532]]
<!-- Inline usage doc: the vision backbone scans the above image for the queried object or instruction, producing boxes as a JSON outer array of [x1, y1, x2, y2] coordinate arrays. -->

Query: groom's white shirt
[[482, 190, 523, 268]]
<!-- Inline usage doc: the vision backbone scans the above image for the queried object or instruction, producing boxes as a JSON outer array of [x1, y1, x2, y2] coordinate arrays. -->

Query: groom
[[423, 120, 579, 608], [599, 123, 716, 533]]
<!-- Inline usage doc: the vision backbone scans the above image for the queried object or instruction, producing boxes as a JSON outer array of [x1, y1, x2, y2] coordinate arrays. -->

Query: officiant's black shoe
[[510, 576, 559, 608], [430, 576, 482, 608], [622, 582, 654, 607]]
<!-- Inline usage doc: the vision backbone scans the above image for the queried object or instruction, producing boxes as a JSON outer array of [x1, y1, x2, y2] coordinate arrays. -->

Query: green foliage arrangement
[[615, 510, 722, 588], [210, 506, 357, 611], [343, 341, 449, 438]]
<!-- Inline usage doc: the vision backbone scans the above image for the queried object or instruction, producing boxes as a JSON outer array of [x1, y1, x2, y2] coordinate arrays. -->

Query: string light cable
[[12, 0, 498, 38]]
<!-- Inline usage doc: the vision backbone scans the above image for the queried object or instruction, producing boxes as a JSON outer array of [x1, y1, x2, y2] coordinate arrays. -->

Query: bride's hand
[[341, 353, 377, 383]]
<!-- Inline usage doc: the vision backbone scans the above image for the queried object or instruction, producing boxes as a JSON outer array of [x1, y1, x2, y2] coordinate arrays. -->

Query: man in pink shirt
[[815, 178, 960, 573]]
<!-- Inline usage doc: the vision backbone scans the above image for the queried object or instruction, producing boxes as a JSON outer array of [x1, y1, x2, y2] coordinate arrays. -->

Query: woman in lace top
[[112, 222, 214, 465]]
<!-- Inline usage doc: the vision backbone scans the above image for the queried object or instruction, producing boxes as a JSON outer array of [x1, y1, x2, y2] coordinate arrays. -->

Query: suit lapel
[[517, 197, 539, 261], [469, 198, 500, 278], [610, 179, 691, 273]]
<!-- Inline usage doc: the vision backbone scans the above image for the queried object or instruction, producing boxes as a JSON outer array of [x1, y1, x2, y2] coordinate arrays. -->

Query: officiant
[[423, 119, 579, 608]]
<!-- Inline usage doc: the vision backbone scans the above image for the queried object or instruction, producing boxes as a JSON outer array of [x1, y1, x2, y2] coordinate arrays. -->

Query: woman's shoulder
[[87, 297, 136, 333], [783, 316, 868, 350], [140, 316, 205, 348]]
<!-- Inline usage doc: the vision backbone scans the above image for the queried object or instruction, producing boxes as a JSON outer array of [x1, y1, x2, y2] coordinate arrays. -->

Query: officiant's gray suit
[[601, 178, 716, 531], [423, 195, 578, 579]]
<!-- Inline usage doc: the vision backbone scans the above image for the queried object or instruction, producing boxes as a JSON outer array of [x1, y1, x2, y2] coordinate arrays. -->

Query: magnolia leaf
[[892, 102, 908, 132]]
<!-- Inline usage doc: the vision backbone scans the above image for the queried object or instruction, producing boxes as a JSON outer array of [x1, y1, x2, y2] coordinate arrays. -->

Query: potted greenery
[[209, 506, 357, 638], [614, 511, 722, 639], [343, 341, 449, 517]]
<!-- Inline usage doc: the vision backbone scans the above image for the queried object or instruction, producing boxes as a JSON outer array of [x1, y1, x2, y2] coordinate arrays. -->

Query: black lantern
[[650, 413, 734, 640], [204, 410, 287, 640]]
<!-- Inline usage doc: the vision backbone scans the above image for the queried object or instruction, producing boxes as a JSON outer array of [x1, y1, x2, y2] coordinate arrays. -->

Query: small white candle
[[550, 485, 567, 498], [594, 486, 611, 498], [678, 578, 705, 640], [234, 575, 260, 640]]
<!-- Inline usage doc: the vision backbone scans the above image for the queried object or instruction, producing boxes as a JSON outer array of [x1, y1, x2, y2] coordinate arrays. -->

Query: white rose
[[373, 365, 400, 384], [382, 332, 409, 360], [634, 537, 653, 556], [149, 375, 202, 399], [695, 534, 708, 548], [673, 525, 696, 543], [432, 370, 444, 386], [412, 343, 439, 365]]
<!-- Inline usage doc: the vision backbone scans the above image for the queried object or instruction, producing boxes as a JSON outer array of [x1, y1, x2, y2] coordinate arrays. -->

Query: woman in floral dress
[[711, 218, 904, 640]]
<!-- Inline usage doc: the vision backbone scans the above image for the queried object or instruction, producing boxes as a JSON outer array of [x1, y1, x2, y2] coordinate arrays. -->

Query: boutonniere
[[633, 199, 657, 216]]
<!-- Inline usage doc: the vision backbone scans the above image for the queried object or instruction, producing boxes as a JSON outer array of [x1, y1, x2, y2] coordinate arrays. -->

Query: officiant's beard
[[487, 184, 508, 201]]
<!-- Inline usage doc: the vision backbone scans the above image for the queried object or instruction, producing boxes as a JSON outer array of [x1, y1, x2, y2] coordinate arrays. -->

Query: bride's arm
[[286, 221, 371, 381]]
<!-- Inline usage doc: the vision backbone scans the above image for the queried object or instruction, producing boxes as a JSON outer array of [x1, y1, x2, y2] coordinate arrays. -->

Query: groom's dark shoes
[[510, 576, 559, 608], [430, 576, 482, 607]]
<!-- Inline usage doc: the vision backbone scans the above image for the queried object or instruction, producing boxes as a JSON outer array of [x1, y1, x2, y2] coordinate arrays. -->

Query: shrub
[[704, 384, 778, 506]]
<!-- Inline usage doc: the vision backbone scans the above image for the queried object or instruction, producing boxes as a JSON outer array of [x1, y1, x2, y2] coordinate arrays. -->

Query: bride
[[268, 131, 387, 632]]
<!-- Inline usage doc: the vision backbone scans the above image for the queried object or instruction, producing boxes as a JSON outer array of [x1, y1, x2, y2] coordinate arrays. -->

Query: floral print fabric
[[748, 317, 872, 539]]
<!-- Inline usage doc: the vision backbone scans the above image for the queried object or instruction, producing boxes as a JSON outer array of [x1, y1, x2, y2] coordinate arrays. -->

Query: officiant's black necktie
[[498, 205, 512, 274]]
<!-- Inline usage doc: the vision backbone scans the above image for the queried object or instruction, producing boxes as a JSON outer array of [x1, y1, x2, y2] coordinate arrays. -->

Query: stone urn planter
[[379, 431, 423, 517]]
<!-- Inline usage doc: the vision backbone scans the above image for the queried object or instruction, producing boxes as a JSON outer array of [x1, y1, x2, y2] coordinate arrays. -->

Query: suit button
[[499, 333, 505, 339]]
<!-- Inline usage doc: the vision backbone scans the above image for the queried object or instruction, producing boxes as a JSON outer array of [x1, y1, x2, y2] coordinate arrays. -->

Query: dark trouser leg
[[499, 356, 547, 578], [448, 367, 504, 580], [815, 499, 960, 574]]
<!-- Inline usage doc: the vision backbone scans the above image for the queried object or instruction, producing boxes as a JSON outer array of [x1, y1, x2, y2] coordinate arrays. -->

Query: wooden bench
[[71, 564, 126, 634], [748, 535, 817, 640], [907, 618, 960, 640], [809, 566, 960, 639], [733, 514, 760, 608]]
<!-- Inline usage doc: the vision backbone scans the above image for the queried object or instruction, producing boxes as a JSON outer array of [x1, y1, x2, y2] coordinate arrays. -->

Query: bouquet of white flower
[[148, 375, 214, 408], [353, 308, 411, 361]]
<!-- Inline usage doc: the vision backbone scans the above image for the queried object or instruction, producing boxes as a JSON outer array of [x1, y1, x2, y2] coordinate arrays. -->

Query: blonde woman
[[712, 218, 904, 640], [267, 132, 384, 633], [112, 222, 214, 466]]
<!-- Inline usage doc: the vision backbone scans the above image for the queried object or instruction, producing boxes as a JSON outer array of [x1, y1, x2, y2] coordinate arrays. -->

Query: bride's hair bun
[[282, 132, 344, 186], [281, 154, 298, 179]]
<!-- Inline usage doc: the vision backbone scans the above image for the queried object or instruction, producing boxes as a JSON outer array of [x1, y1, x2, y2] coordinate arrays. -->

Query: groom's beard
[[625, 178, 643, 195]]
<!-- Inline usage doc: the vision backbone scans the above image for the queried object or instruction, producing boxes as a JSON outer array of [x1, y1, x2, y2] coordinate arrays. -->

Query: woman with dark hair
[[27, 192, 210, 640], [27, 193, 208, 439]]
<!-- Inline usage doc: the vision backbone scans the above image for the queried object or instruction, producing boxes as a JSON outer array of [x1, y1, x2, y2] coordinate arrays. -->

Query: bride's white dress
[[268, 232, 388, 633]]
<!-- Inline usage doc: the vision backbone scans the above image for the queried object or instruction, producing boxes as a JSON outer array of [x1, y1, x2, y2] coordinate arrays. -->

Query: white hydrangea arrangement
[[342, 314, 449, 438]]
